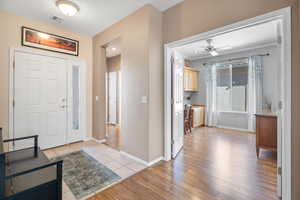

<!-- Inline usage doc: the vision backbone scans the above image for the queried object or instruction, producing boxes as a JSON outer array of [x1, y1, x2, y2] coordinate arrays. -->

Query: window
[[72, 65, 80, 130], [216, 62, 248, 112]]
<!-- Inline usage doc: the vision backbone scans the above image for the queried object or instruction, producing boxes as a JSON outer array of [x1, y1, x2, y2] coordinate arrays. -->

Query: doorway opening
[[104, 38, 122, 150], [164, 8, 291, 200]]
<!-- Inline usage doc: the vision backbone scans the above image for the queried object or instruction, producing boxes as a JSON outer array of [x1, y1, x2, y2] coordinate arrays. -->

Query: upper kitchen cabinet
[[184, 66, 200, 91]]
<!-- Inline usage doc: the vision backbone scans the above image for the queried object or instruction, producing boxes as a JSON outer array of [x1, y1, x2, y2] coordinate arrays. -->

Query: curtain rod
[[202, 53, 270, 66]]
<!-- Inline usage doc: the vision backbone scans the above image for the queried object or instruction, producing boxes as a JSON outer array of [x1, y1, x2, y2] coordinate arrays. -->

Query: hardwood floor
[[89, 127, 278, 200], [104, 125, 120, 150]]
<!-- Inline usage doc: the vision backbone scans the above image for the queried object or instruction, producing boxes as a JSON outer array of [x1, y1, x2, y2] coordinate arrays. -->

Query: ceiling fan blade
[[195, 46, 207, 49], [194, 50, 210, 56], [216, 45, 232, 50]]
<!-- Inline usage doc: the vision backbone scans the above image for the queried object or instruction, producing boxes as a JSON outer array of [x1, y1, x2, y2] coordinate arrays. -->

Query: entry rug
[[53, 151, 121, 199]]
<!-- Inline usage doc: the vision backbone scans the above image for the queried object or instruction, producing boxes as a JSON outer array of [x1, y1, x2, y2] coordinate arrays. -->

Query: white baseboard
[[83, 136, 91, 141], [216, 125, 253, 133], [120, 151, 148, 166], [120, 151, 164, 166], [91, 137, 107, 143], [148, 157, 164, 166]]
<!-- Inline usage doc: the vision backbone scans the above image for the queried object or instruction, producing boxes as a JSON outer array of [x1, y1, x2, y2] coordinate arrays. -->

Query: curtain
[[205, 64, 218, 126], [248, 56, 263, 131]]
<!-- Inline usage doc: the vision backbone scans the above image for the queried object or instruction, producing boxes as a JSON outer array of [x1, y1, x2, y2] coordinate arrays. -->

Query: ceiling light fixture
[[112, 47, 117, 51], [209, 50, 219, 56], [56, 0, 80, 16]]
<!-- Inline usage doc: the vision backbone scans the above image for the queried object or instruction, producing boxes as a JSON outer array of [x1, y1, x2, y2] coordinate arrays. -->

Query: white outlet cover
[[141, 96, 148, 104]]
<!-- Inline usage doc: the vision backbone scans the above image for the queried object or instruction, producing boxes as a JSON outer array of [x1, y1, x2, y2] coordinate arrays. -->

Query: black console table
[[0, 128, 63, 200]]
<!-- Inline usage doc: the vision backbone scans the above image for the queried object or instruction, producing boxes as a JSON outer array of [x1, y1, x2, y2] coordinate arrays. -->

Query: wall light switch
[[141, 96, 148, 104], [95, 96, 99, 101]]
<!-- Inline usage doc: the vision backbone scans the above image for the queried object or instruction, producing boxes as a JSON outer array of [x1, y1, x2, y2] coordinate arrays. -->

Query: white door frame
[[8, 47, 88, 148], [164, 7, 291, 200]]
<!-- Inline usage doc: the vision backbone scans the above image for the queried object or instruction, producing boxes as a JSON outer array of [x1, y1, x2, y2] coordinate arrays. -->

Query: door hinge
[[278, 166, 282, 175], [277, 35, 282, 45], [13, 100, 15, 107], [13, 60, 15, 69], [171, 140, 175, 145], [171, 98, 175, 105], [171, 56, 175, 65]]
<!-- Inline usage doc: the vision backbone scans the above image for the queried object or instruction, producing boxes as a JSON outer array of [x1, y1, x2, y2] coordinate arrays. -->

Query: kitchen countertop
[[255, 111, 277, 118]]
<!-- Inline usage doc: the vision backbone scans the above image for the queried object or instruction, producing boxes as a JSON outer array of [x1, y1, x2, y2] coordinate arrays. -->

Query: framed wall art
[[22, 26, 79, 56]]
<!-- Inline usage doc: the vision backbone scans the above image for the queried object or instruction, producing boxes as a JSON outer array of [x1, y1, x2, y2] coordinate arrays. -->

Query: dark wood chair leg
[[0, 154, 5, 199], [57, 161, 63, 200], [256, 147, 260, 158]]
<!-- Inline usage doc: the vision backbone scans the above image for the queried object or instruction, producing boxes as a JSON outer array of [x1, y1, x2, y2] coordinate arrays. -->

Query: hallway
[[105, 125, 120, 150]]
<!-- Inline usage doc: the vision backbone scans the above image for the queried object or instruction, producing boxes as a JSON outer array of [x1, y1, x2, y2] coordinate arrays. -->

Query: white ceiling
[[175, 20, 280, 60], [0, 0, 183, 36]]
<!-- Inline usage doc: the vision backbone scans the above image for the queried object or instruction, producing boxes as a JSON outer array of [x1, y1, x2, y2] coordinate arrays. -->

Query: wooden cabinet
[[184, 67, 200, 91], [191, 105, 205, 128], [255, 113, 277, 158]]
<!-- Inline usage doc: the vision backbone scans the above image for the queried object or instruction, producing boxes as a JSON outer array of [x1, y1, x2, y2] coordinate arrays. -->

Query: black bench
[[0, 128, 63, 200]]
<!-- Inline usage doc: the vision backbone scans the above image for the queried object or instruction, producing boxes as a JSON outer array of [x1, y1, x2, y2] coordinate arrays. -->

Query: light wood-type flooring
[[89, 127, 278, 200]]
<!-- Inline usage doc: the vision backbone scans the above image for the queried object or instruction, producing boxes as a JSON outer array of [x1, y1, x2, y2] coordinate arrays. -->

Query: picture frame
[[21, 26, 79, 56]]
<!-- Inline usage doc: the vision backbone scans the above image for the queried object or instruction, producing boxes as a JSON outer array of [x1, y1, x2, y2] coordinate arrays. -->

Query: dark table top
[[4, 147, 57, 197]]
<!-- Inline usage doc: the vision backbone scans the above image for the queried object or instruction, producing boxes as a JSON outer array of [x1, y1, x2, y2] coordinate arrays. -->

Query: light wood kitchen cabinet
[[184, 67, 200, 91]]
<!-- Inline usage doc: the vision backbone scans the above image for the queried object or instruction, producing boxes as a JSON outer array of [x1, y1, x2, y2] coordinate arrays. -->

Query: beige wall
[[148, 7, 163, 161], [163, 0, 300, 199], [93, 5, 163, 162], [0, 11, 93, 140], [107, 55, 121, 72]]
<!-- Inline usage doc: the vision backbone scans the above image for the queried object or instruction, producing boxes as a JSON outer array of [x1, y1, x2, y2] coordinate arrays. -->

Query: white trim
[[164, 46, 172, 161], [83, 136, 92, 142], [164, 7, 291, 200], [8, 46, 88, 149], [67, 59, 88, 144], [91, 137, 107, 144], [280, 7, 292, 200], [189, 41, 278, 60], [120, 151, 148, 166], [218, 111, 248, 114], [8, 48, 15, 150], [147, 157, 164, 166], [11, 46, 83, 62], [120, 151, 163, 167], [215, 125, 252, 133]]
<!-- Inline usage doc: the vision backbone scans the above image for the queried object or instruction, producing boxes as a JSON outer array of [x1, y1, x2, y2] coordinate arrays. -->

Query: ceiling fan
[[196, 39, 231, 56]]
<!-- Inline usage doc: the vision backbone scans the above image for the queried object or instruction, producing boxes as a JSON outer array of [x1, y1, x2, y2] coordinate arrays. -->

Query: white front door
[[14, 52, 68, 150], [108, 72, 118, 124], [171, 52, 184, 158]]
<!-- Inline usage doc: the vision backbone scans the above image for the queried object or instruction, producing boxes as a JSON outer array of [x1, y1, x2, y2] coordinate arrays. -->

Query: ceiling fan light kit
[[209, 50, 219, 56], [194, 38, 232, 57]]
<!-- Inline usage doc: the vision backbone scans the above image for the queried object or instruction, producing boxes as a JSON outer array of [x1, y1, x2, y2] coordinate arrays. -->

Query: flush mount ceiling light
[[56, 0, 80, 16]]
